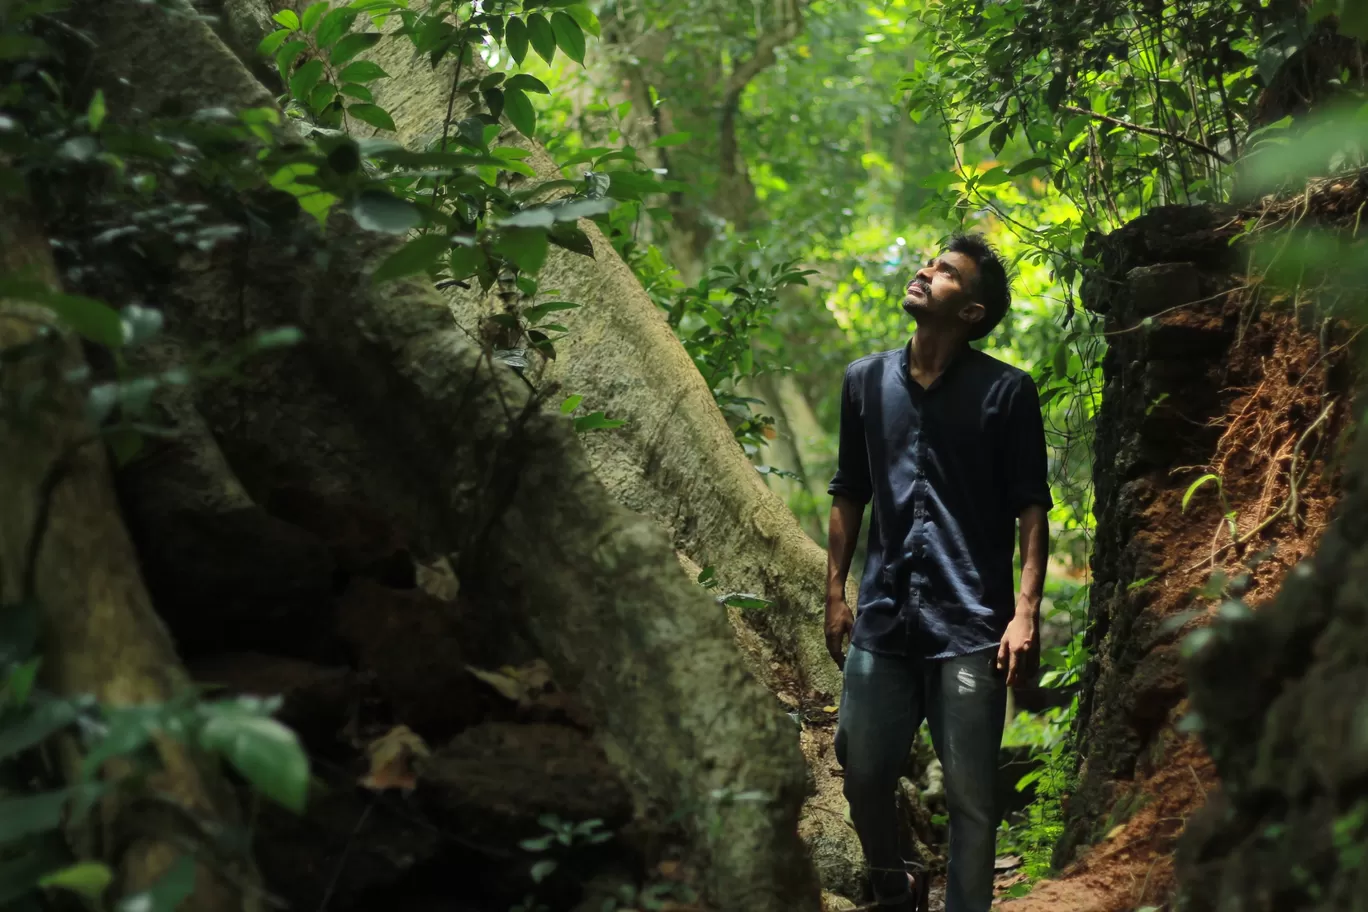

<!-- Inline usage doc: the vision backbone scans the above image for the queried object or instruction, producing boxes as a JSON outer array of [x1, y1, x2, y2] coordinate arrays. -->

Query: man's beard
[[902, 284, 932, 318]]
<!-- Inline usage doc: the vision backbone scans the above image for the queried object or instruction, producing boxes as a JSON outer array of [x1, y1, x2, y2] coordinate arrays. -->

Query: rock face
[[1057, 201, 1353, 886], [1169, 181, 1368, 911]]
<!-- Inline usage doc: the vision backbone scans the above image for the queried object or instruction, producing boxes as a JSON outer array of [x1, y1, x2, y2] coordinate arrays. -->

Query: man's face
[[902, 249, 984, 333]]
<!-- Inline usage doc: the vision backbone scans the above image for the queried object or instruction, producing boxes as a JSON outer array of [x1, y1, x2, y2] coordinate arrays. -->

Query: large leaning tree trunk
[[360, 21, 844, 705], [71, 3, 823, 910], [0, 204, 263, 912]]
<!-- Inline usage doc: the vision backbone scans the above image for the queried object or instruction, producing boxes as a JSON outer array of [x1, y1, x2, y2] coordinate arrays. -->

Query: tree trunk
[[75, 4, 823, 909], [364, 31, 844, 705], [0, 202, 262, 912]]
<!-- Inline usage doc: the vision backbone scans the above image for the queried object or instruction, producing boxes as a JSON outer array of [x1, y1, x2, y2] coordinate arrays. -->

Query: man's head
[[902, 232, 1010, 341]]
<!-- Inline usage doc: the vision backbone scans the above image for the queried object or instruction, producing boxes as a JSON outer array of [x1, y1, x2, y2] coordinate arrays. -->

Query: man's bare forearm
[[1016, 504, 1049, 619], [826, 495, 865, 602]]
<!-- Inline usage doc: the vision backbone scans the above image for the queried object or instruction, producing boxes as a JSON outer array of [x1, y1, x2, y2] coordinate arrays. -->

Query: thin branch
[[718, 0, 807, 180], [1060, 104, 1230, 164]]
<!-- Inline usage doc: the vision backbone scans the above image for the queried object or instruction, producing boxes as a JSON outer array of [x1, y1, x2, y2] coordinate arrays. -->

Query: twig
[[1060, 104, 1230, 164], [1187, 764, 1207, 800], [317, 801, 373, 912]]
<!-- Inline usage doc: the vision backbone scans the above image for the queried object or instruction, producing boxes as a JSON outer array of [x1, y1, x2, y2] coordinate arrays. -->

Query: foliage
[[662, 258, 816, 453], [0, 592, 309, 909]]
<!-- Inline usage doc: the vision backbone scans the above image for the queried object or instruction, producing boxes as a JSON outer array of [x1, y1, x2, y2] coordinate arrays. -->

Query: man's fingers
[[1006, 648, 1019, 687], [995, 638, 1008, 670], [827, 629, 847, 668]]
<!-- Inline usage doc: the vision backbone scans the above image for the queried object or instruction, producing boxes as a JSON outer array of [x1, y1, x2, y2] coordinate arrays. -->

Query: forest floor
[[989, 734, 1214, 912]]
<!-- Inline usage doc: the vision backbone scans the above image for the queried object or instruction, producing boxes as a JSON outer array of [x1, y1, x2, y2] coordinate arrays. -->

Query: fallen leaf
[[467, 659, 556, 708], [822, 705, 838, 713], [466, 666, 523, 701], [360, 724, 430, 792], [994, 854, 1022, 871], [1105, 823, 1127, 841]]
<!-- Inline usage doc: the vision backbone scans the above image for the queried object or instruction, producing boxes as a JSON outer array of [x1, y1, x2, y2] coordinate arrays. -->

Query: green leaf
[[957, 120, 993, 144], [0, 785, 103, 845], [250, 327, 303, 350], [1182, 474, 1222, 512], [315, 6, 359, 46], [527, 13, 556, 64], [506, 73, 550, 94], [0, 598, 40, 675], [448, 245, 484, 279], [272, 8, 300, 29], [348, 102, 396, 132], [530, 858, 557, 884], [256, 28, 291, 57], [500, 207, 556, 229], [289, 58, 325, 102], [308, 81, 339, 113], [115, 855, 195, 912], [38, 291, 125, 348], [548, 223, 594, 258], [372, 233, 449, 282], [493, 228, 550, 273], [573, 411, 626, 432], [504, 87, 536, 138], [549, 197, 616, 221], [989, 120, 1011, 155], [550, 11, 585, 64], [0, 698, 80, 760], [38, 862, 113, 899], [977, 166, 1011, 186], [340, 83, 373, 102], [505, 16, 528, 65], [350, 190, 420, 234], [566, 4, 600, 37], [338, 60, 387, 83], [560, 394, 583, 414], [482, 87, 504, 120], [300, 1, 328, 32], [650, 131, 691, 147], [720, 592, 771, 611], [198, 701, 309, 812], [522, 300, 580, 323], [274, 39, 307, 74], [330, 32, 381, 67], [87, 89, 106, 132], [1007, 157, 1050, 176], [2, 658, 41, 707]]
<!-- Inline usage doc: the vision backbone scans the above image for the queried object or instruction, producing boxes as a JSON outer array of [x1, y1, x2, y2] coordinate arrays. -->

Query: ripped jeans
[[835, 644, 1007, 912]]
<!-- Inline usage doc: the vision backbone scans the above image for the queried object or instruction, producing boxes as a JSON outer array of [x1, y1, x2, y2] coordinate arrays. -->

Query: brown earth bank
[[989, 176, 1365, 911]]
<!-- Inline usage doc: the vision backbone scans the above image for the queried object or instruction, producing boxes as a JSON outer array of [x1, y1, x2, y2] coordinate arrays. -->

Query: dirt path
[[987, 734, 1214, 912]]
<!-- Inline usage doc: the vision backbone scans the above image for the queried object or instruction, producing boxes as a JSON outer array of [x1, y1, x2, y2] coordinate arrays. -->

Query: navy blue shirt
[[828, 342, 1053, 659]]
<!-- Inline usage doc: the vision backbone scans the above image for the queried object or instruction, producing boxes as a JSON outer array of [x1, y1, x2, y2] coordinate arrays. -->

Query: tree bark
[[0, 203, 262, 911], [75, 3, 823, 908], [363, 27, 845, 704]]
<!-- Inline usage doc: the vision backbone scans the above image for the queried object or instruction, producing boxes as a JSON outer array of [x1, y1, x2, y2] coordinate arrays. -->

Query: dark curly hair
[[946, 232, 1011, 341]]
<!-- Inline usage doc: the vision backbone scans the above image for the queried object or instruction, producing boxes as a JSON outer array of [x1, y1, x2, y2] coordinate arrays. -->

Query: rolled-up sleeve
[[827, 364, 873, 505], [1003, 374, 1054, 513]]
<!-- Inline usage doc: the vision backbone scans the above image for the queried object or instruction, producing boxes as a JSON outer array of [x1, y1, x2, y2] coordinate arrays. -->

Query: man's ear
[[960, 301, 986, 330]]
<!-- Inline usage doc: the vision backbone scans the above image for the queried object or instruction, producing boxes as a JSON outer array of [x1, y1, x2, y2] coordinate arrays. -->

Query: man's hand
[[996, 614, 1038, 687], [825, 597, 855, 669]]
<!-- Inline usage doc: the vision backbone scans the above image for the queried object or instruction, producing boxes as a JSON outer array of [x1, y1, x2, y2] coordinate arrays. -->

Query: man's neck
[[908, 325, 967, 384]]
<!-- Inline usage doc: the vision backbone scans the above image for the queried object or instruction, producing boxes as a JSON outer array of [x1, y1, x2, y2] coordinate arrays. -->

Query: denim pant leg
[[835, 644, 924, 900], [925, 651, 1008, 912]]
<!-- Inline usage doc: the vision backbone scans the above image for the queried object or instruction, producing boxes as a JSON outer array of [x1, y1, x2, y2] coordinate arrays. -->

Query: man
[[825, 232, 1052, 912]]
